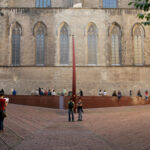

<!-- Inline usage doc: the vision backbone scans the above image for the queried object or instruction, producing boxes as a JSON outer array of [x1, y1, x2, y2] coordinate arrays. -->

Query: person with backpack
[[68, 98, 75, 122]]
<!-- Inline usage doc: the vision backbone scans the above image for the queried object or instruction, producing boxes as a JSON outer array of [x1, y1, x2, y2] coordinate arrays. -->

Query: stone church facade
[[0, 0, 149, 95]]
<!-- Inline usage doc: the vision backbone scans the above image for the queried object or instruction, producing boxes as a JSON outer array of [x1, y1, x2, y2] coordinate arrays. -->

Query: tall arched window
[[111, 24, 121, 65], [133, 25, 144, 65], [88, 24, 97, 65], [12, 23, 22, 65], [36, 0, 51, 8], [103, 0, 117, 8], [60, 24, 69, 65], [34, 23, 46, 65]]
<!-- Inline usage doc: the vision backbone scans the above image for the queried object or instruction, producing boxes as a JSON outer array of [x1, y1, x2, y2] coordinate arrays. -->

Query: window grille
[[103, 0, 117, 8], [88, 25, 97, 65], [133, 27, 144, 65], [60, 25, 69, 65], [36, 0, 51, 8], [111, 26, 121, 65], [12, 24, 21, 65], [36, 26, 45, 65]]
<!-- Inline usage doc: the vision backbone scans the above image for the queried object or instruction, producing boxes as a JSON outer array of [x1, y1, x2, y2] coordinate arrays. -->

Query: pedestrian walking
[[68, 98, 75, 122], [77, 97, 83, 121]]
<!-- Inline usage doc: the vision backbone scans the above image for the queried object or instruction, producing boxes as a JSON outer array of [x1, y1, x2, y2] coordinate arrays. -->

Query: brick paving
[[1, 104, 150, 150]]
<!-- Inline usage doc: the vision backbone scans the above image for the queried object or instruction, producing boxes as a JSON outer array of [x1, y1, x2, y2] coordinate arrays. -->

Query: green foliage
[[128, 0, 150, 25]]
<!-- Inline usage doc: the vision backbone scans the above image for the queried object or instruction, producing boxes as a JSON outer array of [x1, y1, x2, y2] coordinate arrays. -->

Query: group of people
[[68, 97, 83, 122], [31, 88, 84, 97], [112, 90, 122, 101], [31, 88, 56, 96], [111, 90, 149, 101], [136, 90, 149, 101], [98, 90, 107, 96]]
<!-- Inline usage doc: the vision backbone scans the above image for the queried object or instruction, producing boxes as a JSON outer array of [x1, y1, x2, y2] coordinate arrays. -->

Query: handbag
[[2, 111, 6, 118], [0, 110, 6, 119]]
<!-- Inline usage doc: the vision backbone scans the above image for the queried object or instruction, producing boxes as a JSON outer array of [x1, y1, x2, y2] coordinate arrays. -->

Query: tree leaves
[[128, 0, 150, 25]]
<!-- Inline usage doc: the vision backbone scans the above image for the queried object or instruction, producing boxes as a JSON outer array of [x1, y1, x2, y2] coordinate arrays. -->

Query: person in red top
[[0, 93, 7, 131]]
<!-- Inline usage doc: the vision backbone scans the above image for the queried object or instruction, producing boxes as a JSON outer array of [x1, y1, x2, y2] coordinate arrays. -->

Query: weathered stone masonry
[[0, 0, 150, 95]]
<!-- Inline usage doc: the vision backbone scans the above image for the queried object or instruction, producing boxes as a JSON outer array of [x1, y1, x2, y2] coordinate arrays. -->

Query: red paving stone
[[1, 104, 150, 150]]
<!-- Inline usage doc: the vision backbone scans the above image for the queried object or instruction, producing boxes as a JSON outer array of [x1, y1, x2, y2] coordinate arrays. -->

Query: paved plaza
[[1, 104, 150, 150]]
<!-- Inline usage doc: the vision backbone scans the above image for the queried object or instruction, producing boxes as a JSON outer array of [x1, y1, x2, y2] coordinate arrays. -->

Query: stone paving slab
[[1, 104, 150, 150]]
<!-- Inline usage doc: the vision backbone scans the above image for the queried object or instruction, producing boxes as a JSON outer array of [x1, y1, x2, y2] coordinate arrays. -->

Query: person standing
[[68, 98, 75, 122], [77, 97, 83, 121], [0, 93, 7, 131]]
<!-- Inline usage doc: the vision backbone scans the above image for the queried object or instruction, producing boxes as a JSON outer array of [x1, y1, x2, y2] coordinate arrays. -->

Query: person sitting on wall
[[103, 90, 107, 96], [79, 89, 83, 96], [39, 88, 42, 96], [68, 91, 72, 96], [117, 91, 122, 102], [98, 90, 103, 96], [145, 90, 149, 101], [63, 88, 67, 96], [137, 90, 142, 100], [112, 90, 117, 96], [0, 89, 4, 95], [52, 90, 56, 96], [12, 89, 16, 96], [41, 88, 44, 96], [35, 89, 39, 96], [44, 90, 48, 96], [129, 90, 132, 96], [48, 89, 52, 96]]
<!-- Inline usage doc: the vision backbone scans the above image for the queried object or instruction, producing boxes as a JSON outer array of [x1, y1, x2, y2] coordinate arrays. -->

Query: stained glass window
[[133, 26, 144, 65], [60, 24, 69, 65], [12, 23, 21, 65], [88, 25, 97, 65], [111, 25, 121, 65], [35, 25, 46, 65]]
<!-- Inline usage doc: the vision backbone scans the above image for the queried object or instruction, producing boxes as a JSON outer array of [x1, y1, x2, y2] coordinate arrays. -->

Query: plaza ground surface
[[0, 104, 150, 150]]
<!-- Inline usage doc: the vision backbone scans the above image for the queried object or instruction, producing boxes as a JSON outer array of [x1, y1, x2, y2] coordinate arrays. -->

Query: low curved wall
[[64, 96, 150, 109], [6, 95, 150, 109], [7, 95, 59, 109]]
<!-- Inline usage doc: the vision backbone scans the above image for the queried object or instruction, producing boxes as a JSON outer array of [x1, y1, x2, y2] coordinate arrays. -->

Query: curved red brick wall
[[6, 95, 150, 109]]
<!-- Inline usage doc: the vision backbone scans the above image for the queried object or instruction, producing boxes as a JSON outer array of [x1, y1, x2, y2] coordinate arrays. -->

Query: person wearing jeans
[[77, 97, 83, 121], [68, 98, 74, 122]]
